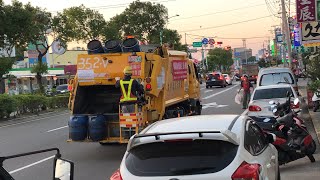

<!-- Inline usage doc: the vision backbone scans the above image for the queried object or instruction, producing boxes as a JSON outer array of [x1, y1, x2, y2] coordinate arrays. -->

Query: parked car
[[206, 72, 227, 88], [247, 84, 300, 129], [257, 67, 299, 95], [111, 115, 279, 180], [56, 84, 69, 94], [223, 74, 232, 85]]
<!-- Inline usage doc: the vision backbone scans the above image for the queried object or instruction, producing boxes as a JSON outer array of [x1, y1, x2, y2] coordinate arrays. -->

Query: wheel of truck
[[206, 86, 209, 89]]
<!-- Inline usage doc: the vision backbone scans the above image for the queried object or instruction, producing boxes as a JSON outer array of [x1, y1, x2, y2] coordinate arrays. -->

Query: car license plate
[[211, 79, 215, 81]]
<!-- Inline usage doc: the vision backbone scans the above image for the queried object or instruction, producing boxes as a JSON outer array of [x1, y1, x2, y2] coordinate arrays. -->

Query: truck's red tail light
[[110, 169, 123, 180], [231, 161, 260, 180], [146, 83, 152, 91], [248, 105, 262, 111]]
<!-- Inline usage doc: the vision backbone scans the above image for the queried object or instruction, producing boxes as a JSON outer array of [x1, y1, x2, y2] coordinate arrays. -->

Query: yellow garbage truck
[[68, 38, 202, 144]]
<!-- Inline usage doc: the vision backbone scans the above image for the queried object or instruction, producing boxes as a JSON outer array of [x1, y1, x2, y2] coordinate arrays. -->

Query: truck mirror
[[54, 158, 74, 180]]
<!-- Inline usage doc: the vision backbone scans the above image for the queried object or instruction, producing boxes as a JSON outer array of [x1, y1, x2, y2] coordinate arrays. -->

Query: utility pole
[[242, 39, 247, 64], [280, 0, 292, 68], [185, 33, 187, 45]]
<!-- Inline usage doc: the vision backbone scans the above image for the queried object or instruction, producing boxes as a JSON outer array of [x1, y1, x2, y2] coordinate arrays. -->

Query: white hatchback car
[[110, 115, 279, 180], [257, 67, 299, 95], [247, 84, 299, 129]]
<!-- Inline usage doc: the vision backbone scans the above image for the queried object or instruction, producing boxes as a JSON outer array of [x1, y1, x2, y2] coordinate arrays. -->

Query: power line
[[179, 15, 272, 33], [170, 3, 266, 21], [186, 33, 270, 39], [49, 0, 175, 12]]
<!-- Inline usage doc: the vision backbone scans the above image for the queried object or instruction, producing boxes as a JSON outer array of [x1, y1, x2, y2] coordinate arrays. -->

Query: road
[[1, 81, 319, 180]]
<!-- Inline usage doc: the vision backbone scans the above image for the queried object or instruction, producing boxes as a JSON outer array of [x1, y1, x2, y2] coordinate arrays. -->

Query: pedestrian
[[115, 66, 145, 113], [239, 75, 253, 109]]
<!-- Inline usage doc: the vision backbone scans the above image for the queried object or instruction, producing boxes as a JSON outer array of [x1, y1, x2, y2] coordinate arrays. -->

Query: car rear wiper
[[276, 82, 289, 84], [170, 167, 216, 175]]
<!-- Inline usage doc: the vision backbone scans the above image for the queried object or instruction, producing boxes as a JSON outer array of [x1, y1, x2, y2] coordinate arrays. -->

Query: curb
[[299, 85, 320, 144], [0, 108, 69, 123], [309, 111, 320, 144]]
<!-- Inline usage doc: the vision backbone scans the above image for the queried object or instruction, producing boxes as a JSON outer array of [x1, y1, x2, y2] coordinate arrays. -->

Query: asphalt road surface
[[1, 81, 319, 180]]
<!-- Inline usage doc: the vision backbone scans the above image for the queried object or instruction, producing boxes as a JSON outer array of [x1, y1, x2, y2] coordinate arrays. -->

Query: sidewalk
[[298, 79, 320, 144]]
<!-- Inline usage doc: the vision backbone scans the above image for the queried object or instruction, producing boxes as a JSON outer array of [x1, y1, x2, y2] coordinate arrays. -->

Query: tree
[[247, 56, 256, 63], [148, 28, 184, 50], [257, 58, 267, 68], [52, 5, 107, 43], [0, 1, 36, 93], [25, 7, 52, 93], [111, 0, 168, 41], [207, 48, 233, 72]]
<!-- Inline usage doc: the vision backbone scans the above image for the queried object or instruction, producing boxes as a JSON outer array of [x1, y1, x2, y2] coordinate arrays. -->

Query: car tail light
[[249, 105, 262, 111], [232, 161, 261, 180], [146, 83, 152, 91], [110, 169, 123, 180], [219, 75, 224, 80], [291, 102, 300, 109]]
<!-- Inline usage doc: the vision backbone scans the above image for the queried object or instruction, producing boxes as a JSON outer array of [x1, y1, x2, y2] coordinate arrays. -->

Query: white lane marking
[[241, 109, 248, 116], [9, 155, 55, 174], [204, 90, 214, 93], [0, 112, 69, 129], [202, 85, 238, 100], [47, 125, 68, 133], [200, 87, 206, 90]]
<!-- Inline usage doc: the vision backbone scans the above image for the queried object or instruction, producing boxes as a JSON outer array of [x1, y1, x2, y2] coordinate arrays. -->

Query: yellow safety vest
[[120, 79, 138, 102]]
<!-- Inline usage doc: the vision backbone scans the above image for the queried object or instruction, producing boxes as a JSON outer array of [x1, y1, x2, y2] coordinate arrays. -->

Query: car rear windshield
[[125, 140, 238, 176], [260, 72, 294, 86], [253, 87, 293, 100], [208, 74, 220, 80], [56, 85, 68, 91]]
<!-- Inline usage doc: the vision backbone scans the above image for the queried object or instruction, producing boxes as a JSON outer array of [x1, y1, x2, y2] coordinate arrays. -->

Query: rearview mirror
[[294, 98, 299, 106], [54, 158, 74, 180], [266, 133, 276, 143]]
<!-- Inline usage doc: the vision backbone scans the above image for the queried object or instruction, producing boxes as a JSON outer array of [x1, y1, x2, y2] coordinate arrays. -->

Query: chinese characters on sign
[[301, 21, 320, 44], [296, 0, 317, 23], [172, 60, 188, 81], [130, 62, 141, 76]]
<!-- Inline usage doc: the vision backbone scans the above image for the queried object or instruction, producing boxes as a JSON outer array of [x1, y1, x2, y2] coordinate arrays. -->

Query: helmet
[[123, 66, 132, 75], [243, 74, 248, 78]]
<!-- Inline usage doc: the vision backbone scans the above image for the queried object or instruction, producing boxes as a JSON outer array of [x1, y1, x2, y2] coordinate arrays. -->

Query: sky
[[3, 0, 294, 55]]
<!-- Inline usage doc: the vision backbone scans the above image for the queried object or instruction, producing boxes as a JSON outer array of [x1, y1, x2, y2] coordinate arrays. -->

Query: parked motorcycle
[[312, 90, 320, 112], [267, 94, 317, 165]]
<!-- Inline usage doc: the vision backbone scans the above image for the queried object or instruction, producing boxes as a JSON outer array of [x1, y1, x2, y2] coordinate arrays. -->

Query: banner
[[172, 60, 188, 81], [294, 27, 301, 46], [296, 0, 317, 23], [301, 21, 320, 44]]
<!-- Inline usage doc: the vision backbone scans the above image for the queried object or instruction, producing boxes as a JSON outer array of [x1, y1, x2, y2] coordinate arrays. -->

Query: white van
[[257, 67, 299, 95]]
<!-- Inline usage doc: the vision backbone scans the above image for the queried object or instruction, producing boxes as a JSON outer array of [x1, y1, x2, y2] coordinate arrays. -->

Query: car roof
[[255, 84, 293, 90], [259, 67, 292, 74], [142, 115, 243, 135]]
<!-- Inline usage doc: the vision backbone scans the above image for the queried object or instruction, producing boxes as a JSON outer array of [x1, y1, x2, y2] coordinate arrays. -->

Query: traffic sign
[[209, 39, 215, 45], [192, 42, 202, 47], [202, 38, 209, 44], [276, 34, 283, 43]]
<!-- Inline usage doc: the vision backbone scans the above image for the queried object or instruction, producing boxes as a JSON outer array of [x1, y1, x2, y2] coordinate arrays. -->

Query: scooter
[[267, 94, 316, 165], [312, 90, 320, 112]]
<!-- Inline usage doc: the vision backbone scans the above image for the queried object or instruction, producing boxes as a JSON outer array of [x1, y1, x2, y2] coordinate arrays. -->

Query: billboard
[[296, 0, 317, 23]]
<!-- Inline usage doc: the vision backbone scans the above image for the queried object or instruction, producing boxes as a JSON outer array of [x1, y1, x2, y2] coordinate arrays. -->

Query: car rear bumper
[[206, 80, 224, 86]]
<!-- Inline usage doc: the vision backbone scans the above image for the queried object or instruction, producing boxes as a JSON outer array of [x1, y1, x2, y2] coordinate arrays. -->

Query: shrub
[[0, 94, 17, 118], [0, 94, 70, 119]]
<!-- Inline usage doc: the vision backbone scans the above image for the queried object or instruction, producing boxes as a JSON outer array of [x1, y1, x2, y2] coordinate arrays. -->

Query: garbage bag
[[235, 89, 243, 105]]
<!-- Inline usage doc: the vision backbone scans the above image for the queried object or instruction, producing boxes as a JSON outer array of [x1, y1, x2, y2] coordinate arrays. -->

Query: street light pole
[[160, 14, 179, 45]]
